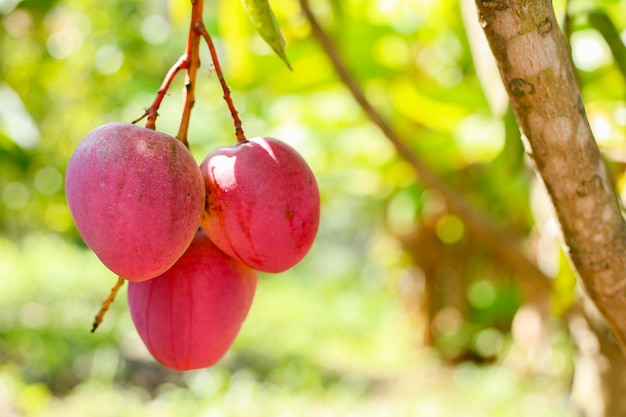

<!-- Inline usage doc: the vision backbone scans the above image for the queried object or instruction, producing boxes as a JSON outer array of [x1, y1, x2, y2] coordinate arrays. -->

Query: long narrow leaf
[[241, 0, 292, 70]]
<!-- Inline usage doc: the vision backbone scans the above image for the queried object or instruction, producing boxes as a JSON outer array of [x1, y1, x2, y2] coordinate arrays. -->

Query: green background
[[2, 0, 625, 415]]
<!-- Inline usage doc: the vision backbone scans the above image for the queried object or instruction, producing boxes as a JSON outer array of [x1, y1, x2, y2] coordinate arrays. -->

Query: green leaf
[[241, 0, 292, 70]]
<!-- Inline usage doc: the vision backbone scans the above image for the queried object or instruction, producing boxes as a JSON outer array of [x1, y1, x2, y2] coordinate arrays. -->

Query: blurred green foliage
[[1, 0, 625, 415]]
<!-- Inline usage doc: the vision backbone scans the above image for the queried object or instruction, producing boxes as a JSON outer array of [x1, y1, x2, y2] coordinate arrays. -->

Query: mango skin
[[65, 122, 205, 281], [200, 138, 320, 273], [128, 231, 257, 371]]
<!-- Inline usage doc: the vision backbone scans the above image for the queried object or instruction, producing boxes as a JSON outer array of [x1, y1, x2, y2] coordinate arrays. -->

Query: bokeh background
[[1, 0, 626, 415]]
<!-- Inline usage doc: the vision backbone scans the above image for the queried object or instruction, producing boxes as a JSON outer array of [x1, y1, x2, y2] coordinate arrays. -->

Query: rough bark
[[474, 0, 626, 351]]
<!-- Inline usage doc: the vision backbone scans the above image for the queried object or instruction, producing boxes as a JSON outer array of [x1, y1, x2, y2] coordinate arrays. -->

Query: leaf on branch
[[241, 0, 292, 70]]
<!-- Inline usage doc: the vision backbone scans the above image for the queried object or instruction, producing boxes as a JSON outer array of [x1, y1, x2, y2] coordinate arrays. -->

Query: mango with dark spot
[[200, 137, 320, 273]]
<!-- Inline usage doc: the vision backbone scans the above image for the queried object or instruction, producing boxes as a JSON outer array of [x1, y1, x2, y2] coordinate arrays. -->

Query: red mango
[[200, 138, 320, 273], [128, 231, 257, 371], [65, 122, 205, 281]]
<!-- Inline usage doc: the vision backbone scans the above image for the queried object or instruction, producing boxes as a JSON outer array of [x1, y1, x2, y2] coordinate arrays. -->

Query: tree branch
[[298, 0, 552, 307], [197, 23, 247, 143], [475, 0, 626, 352], [175, 0, 204, 147]]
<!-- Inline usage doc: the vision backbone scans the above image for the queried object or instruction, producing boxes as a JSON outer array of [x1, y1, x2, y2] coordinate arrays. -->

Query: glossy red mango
[[65, 122, 205, 281], [200, 137, 320, 273], [128, 231, 257, 371]]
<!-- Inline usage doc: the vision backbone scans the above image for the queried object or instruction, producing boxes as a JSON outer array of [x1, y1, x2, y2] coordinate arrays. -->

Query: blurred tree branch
[[588, 11, 626, 79], [475, 0, 626, 352], [298, 0, 551, 307]]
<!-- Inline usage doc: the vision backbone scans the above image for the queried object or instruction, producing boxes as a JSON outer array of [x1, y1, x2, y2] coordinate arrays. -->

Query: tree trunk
[[474, 0, 626, 352]]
